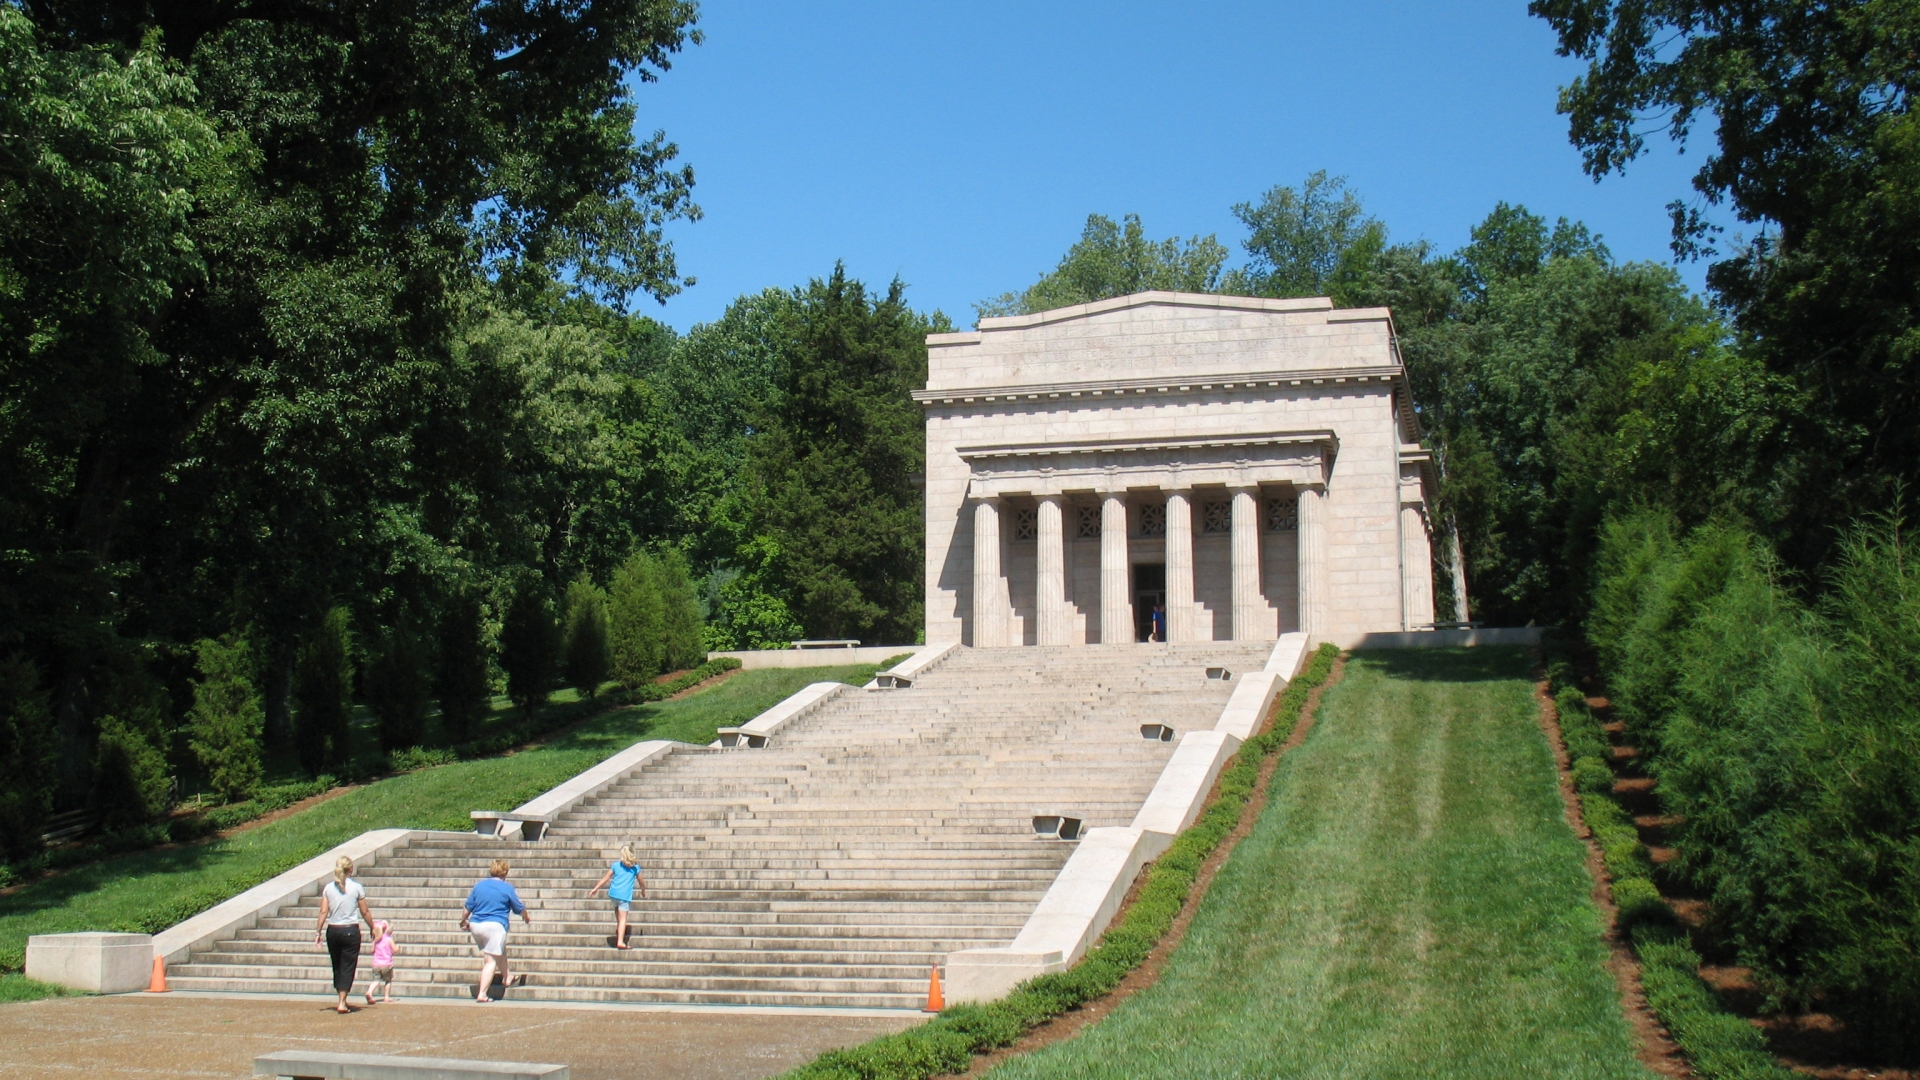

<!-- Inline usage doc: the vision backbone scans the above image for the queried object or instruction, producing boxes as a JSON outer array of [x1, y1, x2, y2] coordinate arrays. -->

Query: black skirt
[[325, 924, 361, 992]]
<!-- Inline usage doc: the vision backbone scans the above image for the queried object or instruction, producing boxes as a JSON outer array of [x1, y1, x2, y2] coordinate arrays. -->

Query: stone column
[[1035, 495, 1068, 646], [1100, 493, 1131, 644], [1401, 503, 1435, 630], [1230, 487, 1263, 641], [1165, 489, 1195, 643], [1296, 485, 1326, 637], [972, 497, 1006, 648]]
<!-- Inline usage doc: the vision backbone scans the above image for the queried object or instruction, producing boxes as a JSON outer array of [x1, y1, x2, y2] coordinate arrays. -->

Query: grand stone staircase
[[165, 642, 1272, 1008]]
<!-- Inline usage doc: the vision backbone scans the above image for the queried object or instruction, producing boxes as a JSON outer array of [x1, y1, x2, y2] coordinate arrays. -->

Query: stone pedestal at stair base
[[944, 827, 1174, 1004], [26, 932, 153, 993]]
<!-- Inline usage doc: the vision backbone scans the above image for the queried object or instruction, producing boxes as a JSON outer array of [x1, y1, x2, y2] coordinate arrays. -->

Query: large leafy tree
[[2, 2, 701, 786], [1227, 171, 1389, 304], [976, 214, 1230, 319], [1530, 0, 1920, 571]]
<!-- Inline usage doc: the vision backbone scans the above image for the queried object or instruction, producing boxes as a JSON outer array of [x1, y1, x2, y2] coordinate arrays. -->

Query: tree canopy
[[1533, 0, 1920, 570], [975, 214, 1230, 318]]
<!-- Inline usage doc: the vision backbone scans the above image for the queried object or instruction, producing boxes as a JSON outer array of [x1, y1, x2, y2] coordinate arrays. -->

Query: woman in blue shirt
[[460, 859, 530, 1002], [589, 845, 648, 950]]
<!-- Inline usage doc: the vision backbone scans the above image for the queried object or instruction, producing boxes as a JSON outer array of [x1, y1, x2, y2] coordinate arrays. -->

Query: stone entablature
[[957, 431, 1332, 499], [919, 291, 1436, 647]]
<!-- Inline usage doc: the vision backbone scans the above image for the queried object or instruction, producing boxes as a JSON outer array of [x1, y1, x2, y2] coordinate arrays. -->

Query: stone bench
[[469, 811, 554, 841], [714, 727, 767, 749], [255, 1050, 566, 1080]]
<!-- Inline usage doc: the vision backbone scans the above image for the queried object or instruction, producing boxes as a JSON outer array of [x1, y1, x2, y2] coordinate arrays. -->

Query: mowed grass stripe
[[0, 664, 880, 983], [989, 647, 1651, 1080]]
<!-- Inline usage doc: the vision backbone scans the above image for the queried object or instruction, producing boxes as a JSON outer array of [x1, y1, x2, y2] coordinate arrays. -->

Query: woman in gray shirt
[[314, 856, 376, 1013]]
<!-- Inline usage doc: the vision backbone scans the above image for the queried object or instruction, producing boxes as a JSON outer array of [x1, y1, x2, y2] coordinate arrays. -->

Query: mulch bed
[[665, 666, 743, 699], [1535, 674, 1692, 1078], [955, 653, 1351, 1076]]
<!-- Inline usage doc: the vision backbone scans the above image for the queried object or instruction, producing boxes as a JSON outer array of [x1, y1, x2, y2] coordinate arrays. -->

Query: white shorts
[[469, 921, 508, 956]]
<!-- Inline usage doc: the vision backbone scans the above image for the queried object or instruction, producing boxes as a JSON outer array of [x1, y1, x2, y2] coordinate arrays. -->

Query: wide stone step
[[161, 976, 925, 1009]]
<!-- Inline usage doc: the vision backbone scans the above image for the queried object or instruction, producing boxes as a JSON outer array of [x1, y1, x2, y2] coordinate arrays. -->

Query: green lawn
[[989, 647, 1652, 1080], [0, 663, 880, 983]]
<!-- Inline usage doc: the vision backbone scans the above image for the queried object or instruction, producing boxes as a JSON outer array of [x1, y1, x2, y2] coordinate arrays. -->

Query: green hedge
[[775, 643, 1344, 1080], [1634, 924, 1798, 1080], [1546, 658, 1796, 1080]]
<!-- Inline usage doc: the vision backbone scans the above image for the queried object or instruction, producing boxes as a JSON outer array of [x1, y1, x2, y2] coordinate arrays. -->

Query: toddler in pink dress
[[363, 920, 396, 1004]]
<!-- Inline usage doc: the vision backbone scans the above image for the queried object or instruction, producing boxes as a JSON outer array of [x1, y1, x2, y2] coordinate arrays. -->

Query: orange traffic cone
[[148, 955, 169, 993], [924, 965, 943, 1013]]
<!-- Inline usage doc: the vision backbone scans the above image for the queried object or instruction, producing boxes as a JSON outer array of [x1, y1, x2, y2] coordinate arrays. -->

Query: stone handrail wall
[[497, 739, 686, 841], [944, 633, 1311, 1002], [151, 828, 464, 965]]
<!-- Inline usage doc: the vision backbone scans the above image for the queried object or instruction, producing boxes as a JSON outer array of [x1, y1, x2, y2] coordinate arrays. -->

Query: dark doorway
[[1133, 563, 1166, 642]]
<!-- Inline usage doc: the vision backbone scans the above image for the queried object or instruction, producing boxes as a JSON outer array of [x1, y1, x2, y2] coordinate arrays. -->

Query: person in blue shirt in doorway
[[460, 858, 530, 1002], [590, 845, 649, 950]]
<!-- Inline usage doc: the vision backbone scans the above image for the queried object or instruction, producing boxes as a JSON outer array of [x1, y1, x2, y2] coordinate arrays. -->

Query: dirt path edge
[[1532, 668, 1691, 1079]]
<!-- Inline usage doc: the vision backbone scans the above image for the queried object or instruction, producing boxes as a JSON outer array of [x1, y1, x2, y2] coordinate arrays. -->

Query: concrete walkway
[[0, 992, 921, 1079]]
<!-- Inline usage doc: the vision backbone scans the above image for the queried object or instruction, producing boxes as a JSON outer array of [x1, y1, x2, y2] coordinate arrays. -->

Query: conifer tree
[[92, 710, 172, 830], [365, 619, 430, 751], [500, 582, 558, 717], [656, 549, 705, 671], [562, 575, 613, 699], [187, 634, 264, 802], [435, 591, 492, 742], [609, 551, 664, 687], [292, 607, 354, 777], [0, 655, 56, 861]]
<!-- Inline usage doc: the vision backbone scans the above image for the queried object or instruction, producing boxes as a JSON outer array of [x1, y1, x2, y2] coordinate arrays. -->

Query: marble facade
[[917, 291, 1436, 647]]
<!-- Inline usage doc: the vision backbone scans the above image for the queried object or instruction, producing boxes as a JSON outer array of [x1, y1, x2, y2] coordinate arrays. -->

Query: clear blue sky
[[631, 2, 1712, 331]]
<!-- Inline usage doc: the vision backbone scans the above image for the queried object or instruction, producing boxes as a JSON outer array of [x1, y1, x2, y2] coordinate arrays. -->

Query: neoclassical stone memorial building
[[918, 291, 1436, 647]]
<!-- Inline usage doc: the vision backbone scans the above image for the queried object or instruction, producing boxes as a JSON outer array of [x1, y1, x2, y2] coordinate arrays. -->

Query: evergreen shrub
[[610, 551, 665, 685], [0, 655, 55, 862], [1611, 876, 1671, 929], [656, 549, 705, 671], [500, 582, 558, 717], [435, 590, 492, 742], [1632, 923, 1799, 1080], [449, 657, 740, 760], [292, 607, 354, 777], [562, 575, 613, 699], [365, 619, 431, 751], [91, 712, 172, 830], [1593, 510, 1920, 1051], [187, 634, 265, 802], [388, 746, 458, 772], [1571, 756, 1614, 794]]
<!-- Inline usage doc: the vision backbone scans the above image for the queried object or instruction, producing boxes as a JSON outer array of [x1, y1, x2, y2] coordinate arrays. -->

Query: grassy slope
[[0, 664, 879, 982], [990, 647, 1651, 1080]]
